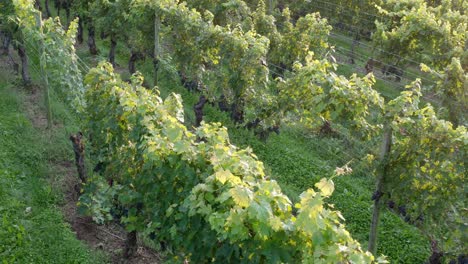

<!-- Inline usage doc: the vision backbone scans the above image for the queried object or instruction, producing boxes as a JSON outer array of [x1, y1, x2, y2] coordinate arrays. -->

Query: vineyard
[[0, 0, 466, 263]]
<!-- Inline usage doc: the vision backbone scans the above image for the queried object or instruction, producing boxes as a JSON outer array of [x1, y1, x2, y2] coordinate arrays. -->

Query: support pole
[[36, 12, 52, 128], [368, 125, 392, 255], [153, 11, 161, 86]]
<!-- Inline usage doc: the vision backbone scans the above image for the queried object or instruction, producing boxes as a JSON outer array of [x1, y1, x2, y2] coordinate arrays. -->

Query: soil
[[0, 53, 161, 263], [59, 161, 161, 264]]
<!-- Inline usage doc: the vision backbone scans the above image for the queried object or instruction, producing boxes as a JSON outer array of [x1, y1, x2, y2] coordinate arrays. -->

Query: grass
[[0, 69, 106, 262]]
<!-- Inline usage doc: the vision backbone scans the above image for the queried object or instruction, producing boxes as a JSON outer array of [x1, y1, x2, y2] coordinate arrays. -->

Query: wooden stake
[[70, 132, 87, 184], [368, 125, 392, 255]]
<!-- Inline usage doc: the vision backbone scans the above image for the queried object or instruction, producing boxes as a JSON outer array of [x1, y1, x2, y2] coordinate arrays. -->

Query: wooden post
[[124, 231, 137, 259], [44, 0, 51, 18], [194, 95, 207, 127], [70, 132, 87, 184], [108, 35, 117, 67], [368, 124, 392, 255], [350, 37, 358, 64], [77, 17, 84, 44], [153, 11, 161, 86], [16, 44, 31, 85], [267, 0, 276, 15], [36, 12, 52, 128]]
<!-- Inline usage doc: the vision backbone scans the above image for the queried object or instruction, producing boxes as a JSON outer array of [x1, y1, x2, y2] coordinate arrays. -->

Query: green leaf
[[165, 125, 182, 142]]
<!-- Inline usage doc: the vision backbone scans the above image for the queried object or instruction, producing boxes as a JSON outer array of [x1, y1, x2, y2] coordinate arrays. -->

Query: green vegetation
[[2, 0, 466, 263], [79, 63, 379, 262], [143, 64, 432, 263], [0, 72, 105, 263]]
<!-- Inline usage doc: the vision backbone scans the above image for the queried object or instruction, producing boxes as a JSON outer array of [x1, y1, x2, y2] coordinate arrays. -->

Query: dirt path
[[0, 53, 161, 264]]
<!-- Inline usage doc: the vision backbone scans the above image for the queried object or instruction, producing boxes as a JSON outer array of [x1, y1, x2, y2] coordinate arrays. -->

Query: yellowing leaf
[[269, 216, 283, 231], [215, 169, 233, 184], [230, 186, 252, 207], [315, 178, 334, 197], [164, 93, 184, 123]]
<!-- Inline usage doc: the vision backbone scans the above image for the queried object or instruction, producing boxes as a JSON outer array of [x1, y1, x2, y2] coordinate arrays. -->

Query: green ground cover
[[0, 69, 106, 263]]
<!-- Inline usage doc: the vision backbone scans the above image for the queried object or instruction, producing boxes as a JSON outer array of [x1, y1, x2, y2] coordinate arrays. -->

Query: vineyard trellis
[[5, 0, 467, 262]]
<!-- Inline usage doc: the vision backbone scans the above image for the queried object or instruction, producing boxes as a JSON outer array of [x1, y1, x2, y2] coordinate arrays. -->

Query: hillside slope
[[0, 61, 105, 263]]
